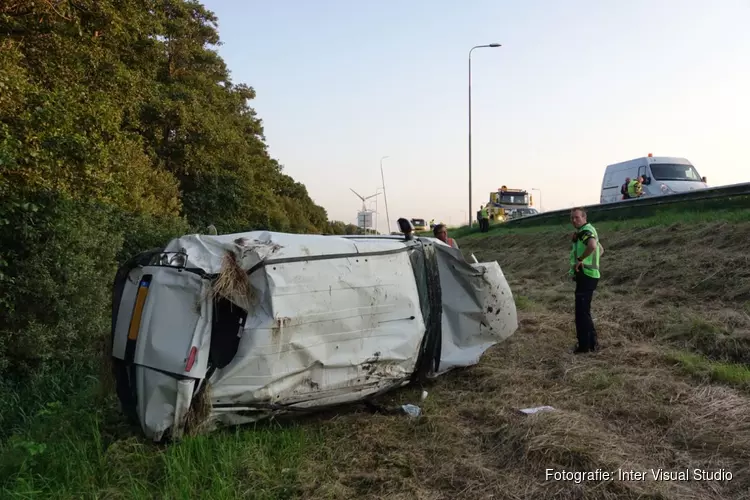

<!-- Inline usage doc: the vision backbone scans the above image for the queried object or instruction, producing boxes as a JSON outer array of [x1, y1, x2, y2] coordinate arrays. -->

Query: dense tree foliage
[[0, 0, 362, 376]]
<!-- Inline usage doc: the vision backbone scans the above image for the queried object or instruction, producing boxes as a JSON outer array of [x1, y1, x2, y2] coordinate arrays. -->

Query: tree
[[0, 0, 337, 376]]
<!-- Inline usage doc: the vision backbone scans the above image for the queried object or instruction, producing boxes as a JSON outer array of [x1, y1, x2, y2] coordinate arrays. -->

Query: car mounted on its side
[[111, 218, 519, 441]]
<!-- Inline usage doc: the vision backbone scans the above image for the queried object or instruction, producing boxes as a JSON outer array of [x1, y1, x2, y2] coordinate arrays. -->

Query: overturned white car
[[110, 227, 518, 441]]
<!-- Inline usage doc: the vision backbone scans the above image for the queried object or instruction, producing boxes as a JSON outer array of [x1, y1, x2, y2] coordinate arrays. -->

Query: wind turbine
[[350, 188, 379, 210], [350, 188, 379, 232]]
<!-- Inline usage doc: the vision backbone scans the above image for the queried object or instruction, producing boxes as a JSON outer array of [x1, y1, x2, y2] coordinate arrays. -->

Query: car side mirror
[[701, 176, 707, 183], [397, 218, 415, 240]]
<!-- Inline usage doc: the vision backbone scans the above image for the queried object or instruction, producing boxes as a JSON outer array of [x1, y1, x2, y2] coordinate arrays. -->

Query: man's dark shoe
[[572, 345, 590, 354]]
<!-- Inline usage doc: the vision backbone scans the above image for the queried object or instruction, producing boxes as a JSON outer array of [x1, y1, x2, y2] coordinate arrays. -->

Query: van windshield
[[650, 163, 702, 182], [411, 219, 425, 226]]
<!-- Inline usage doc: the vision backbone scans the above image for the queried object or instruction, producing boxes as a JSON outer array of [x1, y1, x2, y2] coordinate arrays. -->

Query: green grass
[[0, 363, 313, 499], [513, 295, 535, 311], [437, 204, 750, 241], [588, 370, 625, 391], [4, 201, 750, 499], [667, 351, 750, 386]]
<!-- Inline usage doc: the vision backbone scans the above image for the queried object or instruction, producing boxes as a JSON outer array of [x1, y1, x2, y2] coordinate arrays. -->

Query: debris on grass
[[400, 404, 421, 418], [518, 405, 556, 415]]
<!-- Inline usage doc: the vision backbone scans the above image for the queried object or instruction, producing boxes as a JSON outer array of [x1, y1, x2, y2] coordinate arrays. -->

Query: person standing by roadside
[[620, 177, 631, 200], [569, 207, 604, 353], [433, 223, 459, 249], [479, 205, 489, 232]]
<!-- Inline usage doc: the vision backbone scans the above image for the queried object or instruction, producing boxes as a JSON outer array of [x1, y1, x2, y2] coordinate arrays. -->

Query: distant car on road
[[504, 207, 539, 221]]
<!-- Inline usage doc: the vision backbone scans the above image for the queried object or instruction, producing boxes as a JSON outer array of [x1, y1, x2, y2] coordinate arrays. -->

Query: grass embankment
[[434, 192, 750, 239], [3, 208, 750, 499]]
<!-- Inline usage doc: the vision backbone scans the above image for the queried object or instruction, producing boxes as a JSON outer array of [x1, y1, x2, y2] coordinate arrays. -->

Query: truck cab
[[487, 186, 531, 222], [599, 155, 708, 204], [410, 218, 429, 232]]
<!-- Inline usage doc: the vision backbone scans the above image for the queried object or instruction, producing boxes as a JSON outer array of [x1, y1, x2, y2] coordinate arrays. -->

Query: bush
[[114, 211, 192, 266], [0, 191, 113, 376], [0, 189, 190, 378]]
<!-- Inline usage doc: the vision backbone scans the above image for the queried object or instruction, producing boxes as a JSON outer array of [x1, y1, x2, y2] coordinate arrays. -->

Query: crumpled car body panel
[[110, 232, 518, 440]]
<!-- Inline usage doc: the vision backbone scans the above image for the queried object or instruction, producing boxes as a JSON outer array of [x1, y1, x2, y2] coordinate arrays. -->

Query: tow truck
[[485, 186, 538, 222]]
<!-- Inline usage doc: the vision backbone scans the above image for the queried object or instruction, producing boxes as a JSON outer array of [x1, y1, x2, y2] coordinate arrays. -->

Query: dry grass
[[184, 382, 214, 437], [295, 219, 750, 500], [211, 250, 255, 311]]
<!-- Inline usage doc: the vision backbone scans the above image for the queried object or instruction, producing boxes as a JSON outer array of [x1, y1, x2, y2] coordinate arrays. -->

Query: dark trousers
[[480, 218, 489, 232], [574, 273, 599, 351]]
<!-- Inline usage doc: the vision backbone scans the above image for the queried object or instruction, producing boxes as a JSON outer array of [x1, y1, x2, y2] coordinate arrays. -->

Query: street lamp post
[[468, 43, 501, 228], [375, 187, 384, 233], [531, 188, 543, 212], [380, 156, 391, 233]]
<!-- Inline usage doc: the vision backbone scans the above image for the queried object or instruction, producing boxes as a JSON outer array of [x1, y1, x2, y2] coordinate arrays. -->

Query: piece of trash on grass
[[420, 390, 428, 402], [401, 404, 421, 417], [518, 406, 555, 415]]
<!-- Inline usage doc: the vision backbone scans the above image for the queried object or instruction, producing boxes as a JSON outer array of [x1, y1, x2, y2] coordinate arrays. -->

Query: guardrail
[[502, 181, 750, 227]]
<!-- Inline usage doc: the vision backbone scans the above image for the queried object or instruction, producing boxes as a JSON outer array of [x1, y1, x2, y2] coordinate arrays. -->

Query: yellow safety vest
[[569, 223, 601, 279], [627, 179, 642, 197]]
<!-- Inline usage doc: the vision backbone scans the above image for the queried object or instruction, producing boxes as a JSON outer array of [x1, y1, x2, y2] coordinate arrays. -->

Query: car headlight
[[170, 251, 187, 267], [659, 183, 674, 194], [159, 248, 188, 268]]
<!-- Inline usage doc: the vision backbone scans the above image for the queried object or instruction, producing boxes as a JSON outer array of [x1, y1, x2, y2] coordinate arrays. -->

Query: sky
[[201, 0, 750, 231]]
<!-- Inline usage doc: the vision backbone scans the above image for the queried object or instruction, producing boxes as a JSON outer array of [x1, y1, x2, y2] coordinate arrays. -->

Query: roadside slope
[[300, 212, 750, 500], [4, 212, 750, 499]]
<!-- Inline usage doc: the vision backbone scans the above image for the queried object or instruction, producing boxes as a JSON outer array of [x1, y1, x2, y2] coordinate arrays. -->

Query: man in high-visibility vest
[[627, 176, 643, 198], [569, 207, 605, 354], [479, 205, 489, 232]]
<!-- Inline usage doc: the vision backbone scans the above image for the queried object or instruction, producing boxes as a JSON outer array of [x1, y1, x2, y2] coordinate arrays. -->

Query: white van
[[111, 229, 518, 440], [599, 154, 708, 204]]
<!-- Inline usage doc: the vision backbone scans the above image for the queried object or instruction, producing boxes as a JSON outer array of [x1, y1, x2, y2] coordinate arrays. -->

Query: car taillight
[[185, 346, 197, 372]]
